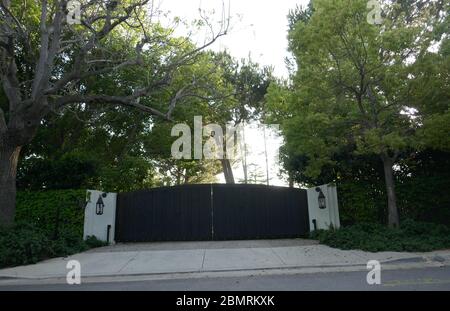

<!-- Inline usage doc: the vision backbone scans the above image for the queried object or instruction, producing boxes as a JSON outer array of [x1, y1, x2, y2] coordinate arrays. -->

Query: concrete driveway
[[0, 239, 449, 280]]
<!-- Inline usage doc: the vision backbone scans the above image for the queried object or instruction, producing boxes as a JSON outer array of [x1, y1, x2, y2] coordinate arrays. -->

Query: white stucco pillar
[[307, 184, 340, 231], [83, 190, 117, 243]]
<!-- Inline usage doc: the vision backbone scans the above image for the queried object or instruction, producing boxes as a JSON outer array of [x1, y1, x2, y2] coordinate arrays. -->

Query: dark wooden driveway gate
[[115, 184, 309, 242]]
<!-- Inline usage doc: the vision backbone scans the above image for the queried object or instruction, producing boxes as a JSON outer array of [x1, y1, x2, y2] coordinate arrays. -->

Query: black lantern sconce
[[95, 193, 107, 215], [315, 187, 326, 210]]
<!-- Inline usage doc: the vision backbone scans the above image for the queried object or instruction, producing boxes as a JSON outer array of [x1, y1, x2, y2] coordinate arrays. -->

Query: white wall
[[83, 190, 117, 243], [307, 184, 340, 231]]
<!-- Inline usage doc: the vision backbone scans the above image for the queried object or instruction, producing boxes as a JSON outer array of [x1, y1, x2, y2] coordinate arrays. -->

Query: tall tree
[[0, 0, 229, 225], [267, 0, 448, 227], [213, 52, 273, 183]]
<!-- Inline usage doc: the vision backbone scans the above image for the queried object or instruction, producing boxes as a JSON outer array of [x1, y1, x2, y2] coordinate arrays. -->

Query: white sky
[[157, 0, 310, 186], [231, 123, 285, 186], [157, 0, 310, 78]]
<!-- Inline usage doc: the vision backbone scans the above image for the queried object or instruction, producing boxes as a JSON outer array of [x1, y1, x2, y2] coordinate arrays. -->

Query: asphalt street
[[1, 266, 449, 291]]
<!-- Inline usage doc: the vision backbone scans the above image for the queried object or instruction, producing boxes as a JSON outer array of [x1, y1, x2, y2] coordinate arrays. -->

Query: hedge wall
[[16, 189, 86, 239], [337, 174, 450, 226], [1, 190, 108, 268]]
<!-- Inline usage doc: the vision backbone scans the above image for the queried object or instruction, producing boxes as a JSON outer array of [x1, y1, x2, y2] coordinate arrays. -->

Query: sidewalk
[[0, 239, 449, 280]]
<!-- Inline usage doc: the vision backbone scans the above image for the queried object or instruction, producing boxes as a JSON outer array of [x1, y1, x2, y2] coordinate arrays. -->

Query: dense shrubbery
[[0, 222, 51, 267], [311, 219, 450, 252], [337, 171, 450, 227], [337, 181, 386, 225], [0, 222, 107, 268], [0, 190, 107, 269], [15, 189, 86, 237]]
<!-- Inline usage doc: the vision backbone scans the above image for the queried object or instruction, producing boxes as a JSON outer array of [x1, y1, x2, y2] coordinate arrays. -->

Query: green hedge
[[311, 220, 450, 252], [0, 190, 106, 269], [0, 222, 107, 268], [337, 175, 450, 226], [16, 189, 86, 238], [396, 175, 450, 225], [337, 181, 385, 225]]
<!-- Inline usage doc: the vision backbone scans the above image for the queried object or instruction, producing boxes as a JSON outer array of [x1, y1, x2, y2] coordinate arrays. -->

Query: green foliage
[[15, 190, 86, 238], [311, 220, 450, 252], [395, 151, 450, 225], [337, 181, 385, 225], [418, 111, 450, 152], [267, 0, 450, 226], [273, 0, 447, 179], [17, 153, 100, 190], [0, 222, 107, 268], [0, 222, 51, 267], [49, 234, 107, 259], [0, 190, 107, 268], [84, 235, 109, 249], [49, 231, 88, 258], [17, 50, 272, 190], [99, 155, 156, 192], [335, 150, 450, 226]]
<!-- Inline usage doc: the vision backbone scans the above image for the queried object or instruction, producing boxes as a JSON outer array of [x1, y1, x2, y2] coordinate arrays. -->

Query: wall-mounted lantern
[[96, 195, 105, 215], [315, 187, 326, 209]]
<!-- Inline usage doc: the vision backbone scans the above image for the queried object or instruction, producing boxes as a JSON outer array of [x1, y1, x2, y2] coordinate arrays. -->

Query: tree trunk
[[262, 124, 269, 186], [381, 155, 399, 228], [288, 177, 294, 188], [241, 124, 248, 184], [222, 137, 235, 184], [0, 144, 21, 226], [221, 159, 235, 184]]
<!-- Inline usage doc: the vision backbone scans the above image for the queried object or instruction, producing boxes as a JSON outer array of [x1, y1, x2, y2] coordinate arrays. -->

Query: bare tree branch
[[0, 0, 231, 145], [0, 0, 27, 38], [53, 94, 171, 120], [31, 0, 50, 99], [2, 52, 22, 111]]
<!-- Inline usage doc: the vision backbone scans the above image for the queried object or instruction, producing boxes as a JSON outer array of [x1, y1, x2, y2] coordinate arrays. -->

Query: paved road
[[1, 266, 449, 291]]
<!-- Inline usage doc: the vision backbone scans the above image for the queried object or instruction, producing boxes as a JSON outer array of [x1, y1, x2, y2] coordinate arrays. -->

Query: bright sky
[[157, 0, 310, 186], [157, 0, 310, 78]]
